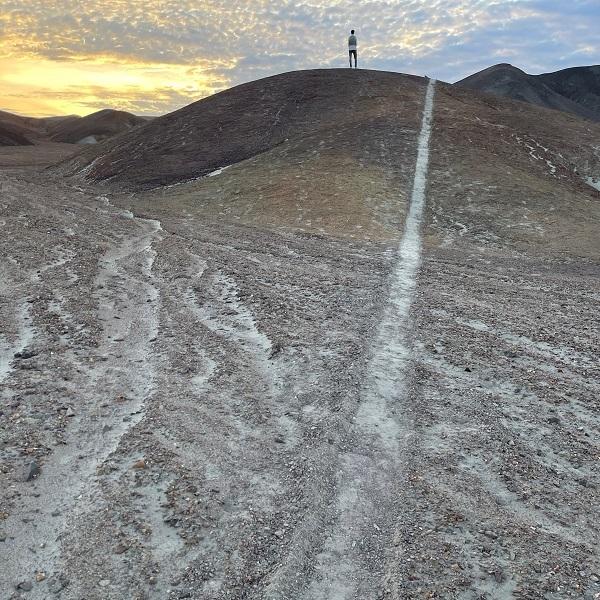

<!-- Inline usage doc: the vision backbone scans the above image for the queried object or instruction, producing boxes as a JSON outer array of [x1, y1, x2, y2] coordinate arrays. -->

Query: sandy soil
[[0, 74, 599, 599]]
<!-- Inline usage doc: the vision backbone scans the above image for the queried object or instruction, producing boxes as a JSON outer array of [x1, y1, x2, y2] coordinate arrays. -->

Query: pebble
[[132, 459, 146, 469], [17, 581, 33, 591], [99, 579, 110, 587], [114, 543, 129, 554], [20, 461, 40, 482], [47, 575, 68, 593]]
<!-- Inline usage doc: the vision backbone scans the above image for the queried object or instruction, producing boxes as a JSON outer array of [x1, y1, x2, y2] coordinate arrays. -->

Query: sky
[[0, 0, 598, 117]]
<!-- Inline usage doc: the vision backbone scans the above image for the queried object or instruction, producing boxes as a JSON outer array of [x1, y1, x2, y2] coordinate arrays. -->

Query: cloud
[[0, 0, 598, 115]]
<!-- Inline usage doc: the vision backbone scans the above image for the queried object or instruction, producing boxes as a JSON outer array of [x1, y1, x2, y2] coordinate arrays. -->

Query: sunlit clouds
[[0, 0, 598, 117]]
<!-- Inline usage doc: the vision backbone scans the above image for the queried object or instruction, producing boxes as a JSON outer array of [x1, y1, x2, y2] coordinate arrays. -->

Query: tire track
[[0, 196, 163, 598]]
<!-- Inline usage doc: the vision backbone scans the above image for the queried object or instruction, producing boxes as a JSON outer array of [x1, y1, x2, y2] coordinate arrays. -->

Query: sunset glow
[[0, 0, 598, 117]]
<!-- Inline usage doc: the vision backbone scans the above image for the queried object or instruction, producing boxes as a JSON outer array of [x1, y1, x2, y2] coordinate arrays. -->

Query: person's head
[[351, 30, 355, 34]]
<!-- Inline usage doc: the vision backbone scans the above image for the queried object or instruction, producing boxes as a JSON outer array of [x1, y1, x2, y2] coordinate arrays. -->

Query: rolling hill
[[456, 63, 600, 121], [0, 109, 146, 146], [49, 108, 147, 144], [3, 69, 600, 598]]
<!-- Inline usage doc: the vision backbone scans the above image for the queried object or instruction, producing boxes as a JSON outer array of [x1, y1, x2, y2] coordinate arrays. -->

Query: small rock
[[464, 367, 472, 373], [35, 572, 46, 582], [17, 581, 33, 591], [98, 579, 110, 587], [114, 543, 129, 554], [132, 459, 146, 469], [14, 350, 37, 360], [20, 461, 40, 482], [47, 575, 68, 593], [274, 529, 284, 538], [274, 435, 285, 444], [547, 416, 561, 425]]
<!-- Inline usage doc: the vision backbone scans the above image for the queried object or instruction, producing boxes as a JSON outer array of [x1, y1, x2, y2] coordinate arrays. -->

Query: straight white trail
[[303, 78, 437, 600]]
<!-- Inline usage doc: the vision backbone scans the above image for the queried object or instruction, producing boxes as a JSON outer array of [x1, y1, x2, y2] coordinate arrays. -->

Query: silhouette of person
[[348, 30, 357, 68]]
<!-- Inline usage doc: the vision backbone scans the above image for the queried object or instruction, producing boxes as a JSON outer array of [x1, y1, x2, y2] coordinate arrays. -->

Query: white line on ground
[[304, 78, 437, 600]]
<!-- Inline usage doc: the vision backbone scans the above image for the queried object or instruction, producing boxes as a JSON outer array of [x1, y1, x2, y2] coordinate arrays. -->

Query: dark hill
[[50, 109, 146, 144], [456, 63, 600, 121], [537, 66, 600, 116], [53, 69, 426, 189], [0, 122, 34, 146]]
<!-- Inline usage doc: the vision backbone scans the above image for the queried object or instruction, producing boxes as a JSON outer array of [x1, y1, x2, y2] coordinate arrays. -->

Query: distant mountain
[[49, 109, 147, 144], [456, 64, 600, 121], [0, 109, 146, 146], [0, 121, 34, 146]]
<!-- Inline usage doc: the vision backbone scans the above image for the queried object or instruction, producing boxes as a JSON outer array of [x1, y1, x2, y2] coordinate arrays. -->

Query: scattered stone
[[47, 574, 68, 593], [98, 579, 110, 587], [35, 572, 46, 582], [20, 461, 40, 482], [274, 529, 284, 538], [16, 581, 33, 591], [274, 435, 285, 444], [548, 416, 561, 425], [132, 459, 146, 469], [14, 350, 38, 359], [114, 543, 129, 554]]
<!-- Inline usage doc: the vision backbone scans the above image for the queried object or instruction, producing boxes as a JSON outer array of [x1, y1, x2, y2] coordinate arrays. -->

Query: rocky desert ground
[[0, 70, 599, 599]]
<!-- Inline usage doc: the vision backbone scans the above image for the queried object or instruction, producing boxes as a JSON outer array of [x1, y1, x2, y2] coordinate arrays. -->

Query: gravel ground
[[1, 74, 599, 600]]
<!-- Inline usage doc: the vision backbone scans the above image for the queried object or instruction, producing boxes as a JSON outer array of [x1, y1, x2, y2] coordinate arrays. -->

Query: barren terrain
[[1, 70, 599, 599]]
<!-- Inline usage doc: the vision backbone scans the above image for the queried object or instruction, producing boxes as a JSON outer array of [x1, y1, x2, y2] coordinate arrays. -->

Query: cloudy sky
[[0, 0, 598, 117]]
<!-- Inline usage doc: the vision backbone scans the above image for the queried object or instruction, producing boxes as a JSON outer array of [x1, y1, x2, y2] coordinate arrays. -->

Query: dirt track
[[1, 72, 599, 599]]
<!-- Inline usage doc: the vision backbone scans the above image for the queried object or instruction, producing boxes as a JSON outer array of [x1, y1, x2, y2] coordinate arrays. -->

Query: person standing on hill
[[348, 30, 358, 68]]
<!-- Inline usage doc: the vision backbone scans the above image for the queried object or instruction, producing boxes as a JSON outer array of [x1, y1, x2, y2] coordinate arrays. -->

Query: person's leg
[[350, 50, 357, 68], [349, 50, 352, 68], [355, 51, 358, 68]]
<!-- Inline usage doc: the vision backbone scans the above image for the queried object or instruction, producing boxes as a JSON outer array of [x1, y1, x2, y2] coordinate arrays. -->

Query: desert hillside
[[457, 63, 600, 121], [0, 109, 146, 147], [1, 69, 599, 599], [49, 109, 147, 144]]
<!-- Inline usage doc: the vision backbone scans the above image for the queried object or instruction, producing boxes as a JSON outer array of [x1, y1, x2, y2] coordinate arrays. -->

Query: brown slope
[[113, 69, 600, 256], [53, 69, 424, 190], [456, 63, 599, 121], [0, 110, 81, 144], [0, 110, 40, 145], [50, 109, 146, 144], [0, 122, 34, 146]]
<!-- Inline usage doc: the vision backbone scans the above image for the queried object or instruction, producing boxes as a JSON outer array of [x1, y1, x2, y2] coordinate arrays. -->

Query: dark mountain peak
[[456, 64, 600, 122]]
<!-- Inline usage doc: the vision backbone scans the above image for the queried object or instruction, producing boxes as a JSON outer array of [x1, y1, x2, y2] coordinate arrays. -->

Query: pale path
[[302, 78, 437, 599], [0, 195, 163, 598]]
